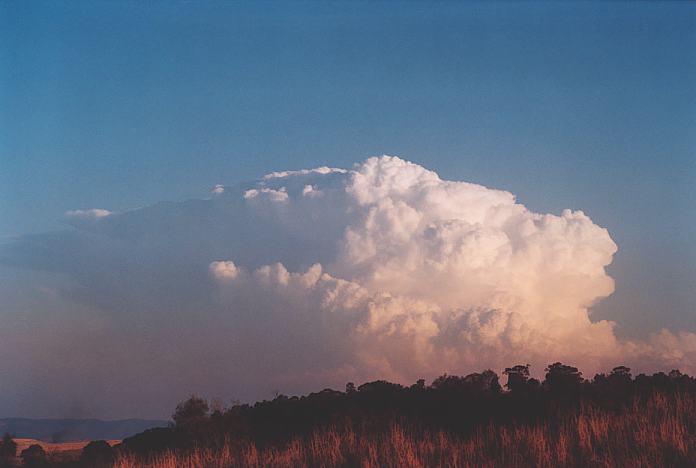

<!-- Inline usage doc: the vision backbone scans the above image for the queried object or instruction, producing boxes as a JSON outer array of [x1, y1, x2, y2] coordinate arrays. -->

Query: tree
[[609, 366, 632, 381], [172, 395, 210, 426], [431, 373, 463, 391], [544, 362, 583, 392], [21, 444, 47, 467], [504, 364, 531, 392], [431, 371, 501, 393], [209, 397, 226, 416], [357, 380, 403, 393], [0, 433, 17, 459], [345, 382, 356, 394], [470, 370, 502, 393], [80, 440, 114, 467]]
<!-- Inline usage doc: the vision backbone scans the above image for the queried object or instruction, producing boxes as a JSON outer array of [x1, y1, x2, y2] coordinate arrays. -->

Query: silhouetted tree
[[357, 380, 403, 393], [119, 363, 696, 459], [527, 377, 541, 390], [80, 440, 114, 467], [210, 397, 226, 416], [544, 362, 583, 392], [504, 364, 531, 392], [609, 366, 632, 381], [432, 371, 501, 393], [0, 433, 17, 460], [20, 444, 47, 467], [172, 395, 210, 426], [468, 370, 502, 393], [431, 373, 467, 391]]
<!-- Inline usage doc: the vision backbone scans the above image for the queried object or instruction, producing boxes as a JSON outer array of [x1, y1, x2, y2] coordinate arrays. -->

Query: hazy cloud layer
[[1, 156, 693, 418], [65, 208, 112, 219]]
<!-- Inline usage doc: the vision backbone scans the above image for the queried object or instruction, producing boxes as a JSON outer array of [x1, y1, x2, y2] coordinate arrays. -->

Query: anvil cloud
[[1, 156, 693, 418]]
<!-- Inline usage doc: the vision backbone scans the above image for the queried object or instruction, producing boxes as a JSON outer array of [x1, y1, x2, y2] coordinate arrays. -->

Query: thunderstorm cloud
[[1, 156, 693, 418]]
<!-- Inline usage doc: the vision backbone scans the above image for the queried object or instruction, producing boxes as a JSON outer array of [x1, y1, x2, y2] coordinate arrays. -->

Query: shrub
[[20, 444, 47, 467], [0, 433, 17, 460], [80, 440, 115, 467]]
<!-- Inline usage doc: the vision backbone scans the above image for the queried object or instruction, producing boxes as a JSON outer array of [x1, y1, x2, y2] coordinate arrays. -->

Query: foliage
[[114, 363, 696, 467], [0, 433, 17, 460], [114, 391, 696, 467], [80, 440, 115, 467], [172, 395, 210, 427], [504, 364, 531, 392], [20, 444, 47, 467]]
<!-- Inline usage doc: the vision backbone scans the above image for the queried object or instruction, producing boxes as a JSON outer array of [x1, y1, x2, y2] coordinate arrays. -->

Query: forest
[[5, 362, 692, 467]]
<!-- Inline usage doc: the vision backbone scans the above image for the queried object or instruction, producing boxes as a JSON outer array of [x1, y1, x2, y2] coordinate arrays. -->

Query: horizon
[[1, 1, 695, 419]]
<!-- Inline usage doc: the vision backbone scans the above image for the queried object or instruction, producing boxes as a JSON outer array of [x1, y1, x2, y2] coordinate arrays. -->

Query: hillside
[[0, 418, 166, 443]]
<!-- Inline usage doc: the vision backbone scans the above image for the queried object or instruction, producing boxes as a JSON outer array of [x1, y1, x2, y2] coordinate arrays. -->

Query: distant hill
[[0, 418, 167, 442]]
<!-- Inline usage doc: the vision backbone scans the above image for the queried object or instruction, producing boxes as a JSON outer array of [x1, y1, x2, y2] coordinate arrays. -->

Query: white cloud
[[65, 208, 112, 219], [243, 187, 289, 202], [263, 166, 347, 180], [2, 155, 694, 417], [206, 155, 693, 381], [205, 156, 631, 379], [302, 185, 321, 197], [210, 260, 239, 279]]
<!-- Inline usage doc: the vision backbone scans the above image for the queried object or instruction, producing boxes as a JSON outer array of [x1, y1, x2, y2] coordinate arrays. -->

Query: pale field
[[13, 438, 120, 463], [14, 438, 120, 453]]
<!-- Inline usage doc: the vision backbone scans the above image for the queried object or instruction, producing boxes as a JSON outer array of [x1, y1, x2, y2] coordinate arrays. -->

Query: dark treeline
[[118, 363, 696, 457]]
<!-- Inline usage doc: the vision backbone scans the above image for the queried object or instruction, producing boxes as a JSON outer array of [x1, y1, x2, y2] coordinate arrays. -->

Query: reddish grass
[[115, 392, 696, 467]]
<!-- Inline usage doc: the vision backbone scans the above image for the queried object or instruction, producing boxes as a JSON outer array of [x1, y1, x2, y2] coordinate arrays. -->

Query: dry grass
[[11, 438, 120, 465], [115, 392, 696, 468], [13, 438, 121, 454]]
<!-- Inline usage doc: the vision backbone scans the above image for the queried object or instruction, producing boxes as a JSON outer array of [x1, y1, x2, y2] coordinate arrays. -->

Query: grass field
[[114, 392, 696, 468], [12, 438, 120, 464]]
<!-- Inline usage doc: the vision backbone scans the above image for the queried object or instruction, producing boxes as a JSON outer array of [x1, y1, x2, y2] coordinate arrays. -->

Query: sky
[[0, 1, 695, 418]]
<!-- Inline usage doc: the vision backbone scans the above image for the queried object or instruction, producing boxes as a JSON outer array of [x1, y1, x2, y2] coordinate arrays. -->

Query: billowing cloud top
[[0, 156, 693, 418]]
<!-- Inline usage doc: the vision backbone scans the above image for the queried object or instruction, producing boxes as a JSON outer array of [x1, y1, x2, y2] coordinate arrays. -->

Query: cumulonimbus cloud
[[206, 156, 694, 380], [0, 156, 693, 418]]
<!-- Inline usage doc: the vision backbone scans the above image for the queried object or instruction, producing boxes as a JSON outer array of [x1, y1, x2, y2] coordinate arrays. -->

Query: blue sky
[[1, 2, 695, 339]]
